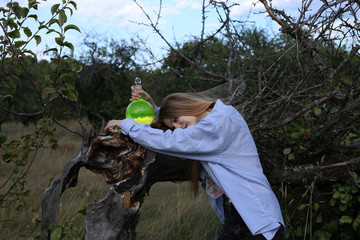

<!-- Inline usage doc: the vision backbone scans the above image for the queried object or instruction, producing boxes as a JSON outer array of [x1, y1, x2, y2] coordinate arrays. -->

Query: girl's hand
[[130, 86, 156, 109], [104, 120, 124, 132]]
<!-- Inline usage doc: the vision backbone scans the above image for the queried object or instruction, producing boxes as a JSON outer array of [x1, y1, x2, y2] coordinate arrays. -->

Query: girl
[[105, 87, 285, 240]]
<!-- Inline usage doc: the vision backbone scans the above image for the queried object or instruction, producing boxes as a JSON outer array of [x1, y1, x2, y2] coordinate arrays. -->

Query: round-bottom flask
[[125, 99, 154, 124], [125, 77, 155, 124]]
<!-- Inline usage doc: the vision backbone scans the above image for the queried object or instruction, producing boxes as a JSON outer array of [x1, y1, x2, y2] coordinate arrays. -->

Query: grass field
[[0, 121, 221, 239]]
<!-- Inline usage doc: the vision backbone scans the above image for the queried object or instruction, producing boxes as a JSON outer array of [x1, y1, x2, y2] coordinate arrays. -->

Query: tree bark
[[41, 127, 191, 240]]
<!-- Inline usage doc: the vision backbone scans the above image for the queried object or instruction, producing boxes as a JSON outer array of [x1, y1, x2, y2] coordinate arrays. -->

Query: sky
[[2, 0, 322, 61]]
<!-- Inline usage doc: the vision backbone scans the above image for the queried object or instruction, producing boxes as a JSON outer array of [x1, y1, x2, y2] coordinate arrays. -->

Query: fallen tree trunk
[[41, 127, 191, 240]]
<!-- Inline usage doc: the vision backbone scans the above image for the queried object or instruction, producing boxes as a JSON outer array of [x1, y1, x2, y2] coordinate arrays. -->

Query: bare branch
[[132, 0, 230, 82], [251, 94, 334, 132], [259, 0, 284, 26]]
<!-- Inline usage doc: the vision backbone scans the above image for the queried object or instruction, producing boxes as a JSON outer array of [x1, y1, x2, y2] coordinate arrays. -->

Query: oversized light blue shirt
[[120, 100, 284, 239]]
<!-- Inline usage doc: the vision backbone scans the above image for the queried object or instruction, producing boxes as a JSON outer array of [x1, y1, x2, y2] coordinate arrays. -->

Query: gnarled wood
[[41, 147, 87, 239], [84, 188, 139, 240], [41, 127, 190, 240]]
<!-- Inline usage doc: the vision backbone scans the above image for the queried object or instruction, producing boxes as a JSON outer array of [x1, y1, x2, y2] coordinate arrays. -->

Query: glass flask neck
[[134, 77, 143, 99]]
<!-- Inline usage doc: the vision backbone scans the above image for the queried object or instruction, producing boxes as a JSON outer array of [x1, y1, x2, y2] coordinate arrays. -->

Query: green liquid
[[125, 99, 155, 124]]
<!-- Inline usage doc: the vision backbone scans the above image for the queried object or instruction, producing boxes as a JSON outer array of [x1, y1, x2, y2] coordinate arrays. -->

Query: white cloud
[[36, 52, 51, 62], [174, 0, 202, 10], [4, 0, 336, 59], [34, 0, 144, 31]]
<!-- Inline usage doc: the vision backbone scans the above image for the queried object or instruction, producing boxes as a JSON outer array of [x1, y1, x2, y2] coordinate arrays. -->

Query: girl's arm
[[120, 115, 224, 162]]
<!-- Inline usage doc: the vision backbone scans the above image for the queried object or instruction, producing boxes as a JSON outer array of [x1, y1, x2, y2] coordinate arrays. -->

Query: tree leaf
[[21, 7, 29, 18], [333, 191, 340, 199], [64, 24, 81, 33], [64, 82, 78, 101], [291, 132, 300, 139], [58, 9, 67, 27], [38, 24, 48, 30], [51, 4, 60, 15], [42, 87, 57, 100], [298, 204, 306, 211], [28, 0, 38, 9], [353, 214, 360, 230], [339, 215, 352, 224], [340, 193, 350, 204], [13, 6, 22, 19], [43, 48, 58, 55], [42, 75, 51, 86], [23, 27, 32, 37], [55, 37, 64, 46], [48, 19, 59, 27], [339, 203, 347, 212], [35, 35, 41, 46], [69, 1, 77, 10], [2, 149, 13, 163], [283, 148, 292, 155], [77, 206, 87, 216], [65, 6, 73, 16], [63, 41, 74, 52], [28, 14, 38, 21], [313, 202, 320, 211], [313, 107, 322, 116], [14, 40, 27, 48], [10, 173, 20, 183], [8, 29, 20, 39], [46, 29, 60, 35]]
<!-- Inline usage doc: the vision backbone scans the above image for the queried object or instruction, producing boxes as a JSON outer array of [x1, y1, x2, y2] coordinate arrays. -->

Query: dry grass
[[0, 121, 221, 239]]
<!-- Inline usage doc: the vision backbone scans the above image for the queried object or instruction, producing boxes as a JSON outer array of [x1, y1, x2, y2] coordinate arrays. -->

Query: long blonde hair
[[153, 92, 215, 195], [158, 92, 214, 121]]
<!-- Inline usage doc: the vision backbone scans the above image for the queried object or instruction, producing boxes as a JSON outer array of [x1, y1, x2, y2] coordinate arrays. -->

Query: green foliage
[[76, 37, 149, 128], [158, 37, 227, 94], [0, 1, 82, 237], [163, 37, 229, 75], [1, 0, 82, 124], [282, 172, 360, 239], [0, 117, 57, 211], [31, 206, 87, 239], [330, 173, 360, 232], [50, 226, 63, 240]]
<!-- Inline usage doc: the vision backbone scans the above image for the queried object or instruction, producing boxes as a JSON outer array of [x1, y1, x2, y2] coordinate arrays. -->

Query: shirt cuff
[[261, 224, 281, 240], [120, 118, 136, 135]]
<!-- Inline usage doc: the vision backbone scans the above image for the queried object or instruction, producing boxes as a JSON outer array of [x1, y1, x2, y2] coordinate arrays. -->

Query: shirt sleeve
[[120, 114, 224, 162]]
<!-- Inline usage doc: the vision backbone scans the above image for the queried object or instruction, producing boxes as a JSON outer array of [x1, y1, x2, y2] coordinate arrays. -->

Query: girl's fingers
[[130, 94, 141, 100], [130, 97, 139, 102], [130, 85, 150, 102]]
